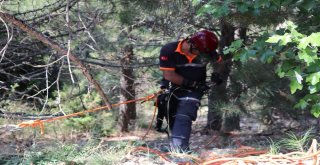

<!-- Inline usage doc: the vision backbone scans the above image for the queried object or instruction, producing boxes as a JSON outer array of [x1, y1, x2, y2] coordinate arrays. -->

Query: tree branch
[[0, 11, 112, 109]]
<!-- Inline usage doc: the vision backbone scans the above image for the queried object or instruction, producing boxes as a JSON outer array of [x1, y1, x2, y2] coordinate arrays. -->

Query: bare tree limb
[[0, 11, 112, 109], [40, 66, 49, 113], [65, 0, 75, 84], [0, 15, 13, 62]]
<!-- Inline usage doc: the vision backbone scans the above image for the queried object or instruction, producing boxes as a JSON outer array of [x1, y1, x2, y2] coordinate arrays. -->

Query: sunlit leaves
[[308, 86, 318, 94], [286, 21, 298, 31], [297, 49, 316, 66], [264, 21, 320, 116], [306, 72, 320, 86], [223, 39, 257, 62], [289, 79, 303, 94], [266, 33, 292, 46], [191, 0, 201, 6], [223, 39, 243, 55], [265, 35, 282, 43], [298, 32, 320, 49], [307, 33, 320, 47], [276, 66, 285, 78], [298, 37, 310, 49], [311, 103, 320, 118], [193, 0, 320, 117], [229, 20, 320, 116]]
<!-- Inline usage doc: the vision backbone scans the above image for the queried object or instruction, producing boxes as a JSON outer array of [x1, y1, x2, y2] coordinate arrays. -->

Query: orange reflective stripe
[[175, 40, 197, 63], [160, 67, 175, 71], [175, 40, 184, 54]]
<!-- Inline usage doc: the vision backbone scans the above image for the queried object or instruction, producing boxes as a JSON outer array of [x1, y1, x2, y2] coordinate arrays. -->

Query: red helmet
[[189, 30, 218, 54]]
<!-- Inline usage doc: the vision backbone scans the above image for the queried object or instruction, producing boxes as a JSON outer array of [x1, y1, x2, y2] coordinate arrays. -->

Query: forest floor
[[0, 107, 320, 164], [119, 113, 320, 165]]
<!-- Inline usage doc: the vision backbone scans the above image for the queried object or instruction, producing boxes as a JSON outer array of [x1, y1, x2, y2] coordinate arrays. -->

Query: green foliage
[[209, 59, 298, 122], [23, 144, 79, 164], [280, 128, 314, 152], [0, 100, 36, 113], [267, 138, 281, 155], [64, 115, 94, 131], [223, 39, 243, 55], [265, 21, 320, 116], [268, 128, 315, 154], [19, 141, 134, 165], [1, 0, 54, 13], [195, 0, 320, 117], [0, 156, 22, 165], [9, 83, 19, 93], [47, 85, 102, 114], [194, 0, 320, 25], [90, 112, 117, 136], [42, 70, 118, 135], [224, 20, 320, 117], [193, 0, 286, 26], [118, 8, 139, 25], [209, 101, 242, 117]]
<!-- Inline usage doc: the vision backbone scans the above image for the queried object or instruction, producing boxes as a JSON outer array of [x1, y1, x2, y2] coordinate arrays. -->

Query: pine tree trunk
[[118, 44, 136, 132], [207, 19, 240, 132]]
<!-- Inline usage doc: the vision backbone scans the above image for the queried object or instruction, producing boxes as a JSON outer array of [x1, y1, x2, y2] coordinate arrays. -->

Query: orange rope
[[141, 96, 158, 140], [130, 146, 172, 163], [17, 90, 163, 135], [201, 140, 320, 165], [130, 146, 203, 164]]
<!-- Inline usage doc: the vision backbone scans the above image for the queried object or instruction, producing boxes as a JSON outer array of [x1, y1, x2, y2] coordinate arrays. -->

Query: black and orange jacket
[[159, 40, 221, 84]]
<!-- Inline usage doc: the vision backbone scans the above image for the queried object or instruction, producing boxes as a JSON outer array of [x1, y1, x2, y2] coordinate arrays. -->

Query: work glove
[[195, 82, 210, 93], [211, 72, 223, 85], [182, 79, 210, 92]]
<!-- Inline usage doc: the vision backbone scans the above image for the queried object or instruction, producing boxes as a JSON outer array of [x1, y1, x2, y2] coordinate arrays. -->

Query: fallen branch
[[0, 11, 112, 109]]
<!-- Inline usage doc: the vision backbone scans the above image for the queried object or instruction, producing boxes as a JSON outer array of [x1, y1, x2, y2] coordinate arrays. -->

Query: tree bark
[[207, 19, 240, 132], [0, 12, 112, 109], [118, 44, 136, 132]]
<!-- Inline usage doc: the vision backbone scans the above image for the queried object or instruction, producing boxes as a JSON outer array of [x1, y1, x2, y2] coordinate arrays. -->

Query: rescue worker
[[158, 29, 223, 152]]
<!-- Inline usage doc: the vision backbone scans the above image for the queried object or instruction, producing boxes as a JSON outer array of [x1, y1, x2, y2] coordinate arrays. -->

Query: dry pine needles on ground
[[130, 139, 320, 165]]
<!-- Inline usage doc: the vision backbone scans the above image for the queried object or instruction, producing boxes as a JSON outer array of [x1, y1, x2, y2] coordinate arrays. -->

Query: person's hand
[[195, 82, 210, 93], [182, 79, 209, 92], [211, 72, 223, 85]]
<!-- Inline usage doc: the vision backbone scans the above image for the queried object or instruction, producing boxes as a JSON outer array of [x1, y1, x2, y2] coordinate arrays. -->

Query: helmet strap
[[187, 39, 196, 54], [189, 44, 193, 54]]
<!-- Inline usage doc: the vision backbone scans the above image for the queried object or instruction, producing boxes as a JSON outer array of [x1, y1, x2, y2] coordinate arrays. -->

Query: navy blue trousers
[[170, 89, 203, 151]]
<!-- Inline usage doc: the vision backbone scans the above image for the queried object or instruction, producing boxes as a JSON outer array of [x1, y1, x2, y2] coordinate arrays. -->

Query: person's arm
[[160, 42, 198, 88], [162, 70, 201, 88], [162, 70, 184, 86], [209, 52, 225, 85]]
